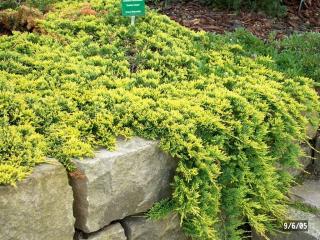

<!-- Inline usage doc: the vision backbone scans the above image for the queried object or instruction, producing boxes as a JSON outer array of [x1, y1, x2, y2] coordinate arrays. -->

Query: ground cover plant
[[212, 29, 320, 87], [0, 0, 319, 239]]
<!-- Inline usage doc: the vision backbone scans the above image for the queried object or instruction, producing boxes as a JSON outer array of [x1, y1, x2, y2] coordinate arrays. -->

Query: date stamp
[[283, 220, 308, 231]]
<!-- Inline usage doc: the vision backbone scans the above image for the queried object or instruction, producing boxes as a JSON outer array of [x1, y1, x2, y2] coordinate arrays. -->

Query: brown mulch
[[149, 0, 320, 40]]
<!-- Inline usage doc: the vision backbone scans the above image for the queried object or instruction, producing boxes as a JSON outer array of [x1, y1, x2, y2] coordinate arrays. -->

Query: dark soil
[[0, 23, 11, 35], [149, 0, 320, 40]]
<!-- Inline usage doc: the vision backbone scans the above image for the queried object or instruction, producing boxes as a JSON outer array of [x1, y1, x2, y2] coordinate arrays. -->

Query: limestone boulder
[[69, 137, 177, 233], [122, 213, 189, 240], [0, 160, 75, 240]]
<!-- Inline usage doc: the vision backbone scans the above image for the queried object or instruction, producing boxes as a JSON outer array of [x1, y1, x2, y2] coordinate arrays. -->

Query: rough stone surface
[[290, 180, 320, 209], [70, 137, 177, 233], [252, 208, 320, 240], [315, 136, 320, 173], [122, 213, 189, 240], [79, 223, 126, 240], [0, 160, 75, 240]]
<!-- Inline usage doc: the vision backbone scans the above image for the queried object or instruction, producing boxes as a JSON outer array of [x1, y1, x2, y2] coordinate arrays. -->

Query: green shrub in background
[[0, 0, 18, 10], [27, 0, 56, 11], [207, 0, 287, 16], [213, 29, 320, 86], [274, 32, 320, 87], [0, 0, 319, 239]]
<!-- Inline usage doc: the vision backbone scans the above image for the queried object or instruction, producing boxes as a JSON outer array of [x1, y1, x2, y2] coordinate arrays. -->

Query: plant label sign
[[121, 0, 145, 17]]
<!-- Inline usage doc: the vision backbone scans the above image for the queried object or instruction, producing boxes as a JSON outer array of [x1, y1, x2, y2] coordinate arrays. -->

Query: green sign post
[[121, 0, 145, 25]]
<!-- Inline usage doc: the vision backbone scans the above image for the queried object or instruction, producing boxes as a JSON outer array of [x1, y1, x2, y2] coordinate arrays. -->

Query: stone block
[[69, 137, 177, 233], [0, 160, 75, 240]]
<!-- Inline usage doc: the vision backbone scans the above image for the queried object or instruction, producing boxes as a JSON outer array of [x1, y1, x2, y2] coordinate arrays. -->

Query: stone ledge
[[69, 137, 177, 233], [0, 160, 75, 240], [290, 179, 320, 209]]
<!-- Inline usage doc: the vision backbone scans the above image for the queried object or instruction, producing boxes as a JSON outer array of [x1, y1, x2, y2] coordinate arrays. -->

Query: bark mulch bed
[[149, 0, 320, 40]]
